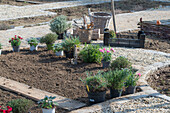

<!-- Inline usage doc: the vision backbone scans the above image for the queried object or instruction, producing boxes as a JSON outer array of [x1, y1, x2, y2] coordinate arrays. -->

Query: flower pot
[[46, 44, 54, 50], [101, 60, 110, 68], [0, 49, 1, 55], [55, 50, 64, 56], [122, 86, 136, 95], [57, 30, 67, 39], [64, 50, 74, 58], [78, 29, 92, 44], [12, 46, 20, 52], [110, 88, 122, 98], [42, 108, 55, 113], [30, 45, 38, 51], [87, 90, 106, 104]]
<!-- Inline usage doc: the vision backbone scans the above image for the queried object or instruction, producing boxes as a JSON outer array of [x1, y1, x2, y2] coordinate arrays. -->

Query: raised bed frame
[[104, 31, 145, 48]]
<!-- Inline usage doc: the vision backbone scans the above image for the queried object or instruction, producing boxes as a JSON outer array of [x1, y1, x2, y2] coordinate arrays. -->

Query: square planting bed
[[0, 48, 141, 106]]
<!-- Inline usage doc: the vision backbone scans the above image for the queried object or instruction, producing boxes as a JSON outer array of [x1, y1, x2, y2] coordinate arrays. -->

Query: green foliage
[[125, 69, 141, 87], [111, 56, 132, 70], [40, 33, 58, 44], [0, 43, 2, 49], [61, 35, 80, 52], [109, 30, 116, 38], [81, 71, 107, 92], [7, 99, 34, 113], [104, 69, 129, 90], [9, 35, 23, 46], [54, 43, 63, 52], [79, 44, 102, 63], [50, 15, 71, 34], [99, 47, 115, 62], [28, 38, 38, 46], [38, 96, 58, 109]]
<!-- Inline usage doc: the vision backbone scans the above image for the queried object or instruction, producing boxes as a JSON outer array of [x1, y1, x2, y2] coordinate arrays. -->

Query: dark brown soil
[[147, 66, 170, 96], [0, 88, 67, 113], [0, 1, 169, 30], [0, 49, 109, 104], [0, 0, 33, 6]]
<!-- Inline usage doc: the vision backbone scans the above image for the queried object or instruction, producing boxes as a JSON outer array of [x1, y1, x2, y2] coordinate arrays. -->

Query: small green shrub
[[38, 96, 58, 109], [79, 44, 102, 63], [111, 56, 132, 70], [104, 69, 129, 90], [50, 15, 71, 34], [61, 35, 80, 52], [40, 33, 58, 44], [7, 99, 34, 113], [28, 38, 38, 46], [81, 71, 107, 92], [54, 43, 63, 52], [109, 30, 116, 38]]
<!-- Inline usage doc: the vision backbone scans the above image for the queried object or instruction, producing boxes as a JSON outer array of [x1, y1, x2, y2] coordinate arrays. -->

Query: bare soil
[[0, 1, 169, 30], [0, 49, 141, 105], [0, 0, 33, 6], [147, 65, 170, 96], [0, 88, 67, 113]]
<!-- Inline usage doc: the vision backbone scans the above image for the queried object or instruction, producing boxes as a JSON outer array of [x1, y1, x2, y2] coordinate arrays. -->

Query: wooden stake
[[111, 0, 117, 33]]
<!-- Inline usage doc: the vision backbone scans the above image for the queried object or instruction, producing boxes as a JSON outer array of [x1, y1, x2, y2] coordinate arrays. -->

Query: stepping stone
[[0, 77, 86, 110]]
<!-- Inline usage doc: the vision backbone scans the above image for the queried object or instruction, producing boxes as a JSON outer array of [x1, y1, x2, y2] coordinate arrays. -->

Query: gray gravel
[[109, 96, 170, 113]]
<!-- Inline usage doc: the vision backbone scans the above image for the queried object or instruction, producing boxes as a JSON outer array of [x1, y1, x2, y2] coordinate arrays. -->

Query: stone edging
[[70, 61, 170, 113]]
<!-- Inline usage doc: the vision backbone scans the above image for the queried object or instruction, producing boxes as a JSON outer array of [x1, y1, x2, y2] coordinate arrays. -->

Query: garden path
[[0, 6, 170, 48]]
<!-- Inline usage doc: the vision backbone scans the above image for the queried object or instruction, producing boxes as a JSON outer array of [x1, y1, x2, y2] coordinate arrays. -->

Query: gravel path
[[109, 96, 170, 113]]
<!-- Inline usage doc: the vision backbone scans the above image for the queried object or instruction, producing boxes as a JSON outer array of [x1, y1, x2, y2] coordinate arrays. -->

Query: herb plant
[[61, 35, 80, 52], [9, 35, 23, 46], [7, 99, 33, 113], [54, 43, 63, 52], [111, 56, 132, 70], [109, 30, 116, 38], [99, 48, 115, 62], [81, 71, 107, 93], [28, 38, 38, 46], [79, 44, 102, 63], [104, 69, 129, 90], [40, 33, 58, 45], [50, 15, 71, 34], [38, 96, 58, 109]]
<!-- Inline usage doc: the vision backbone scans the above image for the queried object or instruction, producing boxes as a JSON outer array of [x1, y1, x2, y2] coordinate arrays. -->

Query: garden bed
[[147, 65, 170, 96], [0, 88, 67, 113], [0, 1, 169, 30], [0, 48, 141, 105]]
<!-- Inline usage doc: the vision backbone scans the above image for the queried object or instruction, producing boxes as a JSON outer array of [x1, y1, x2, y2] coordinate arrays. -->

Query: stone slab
[[0, 76, 86, 110]]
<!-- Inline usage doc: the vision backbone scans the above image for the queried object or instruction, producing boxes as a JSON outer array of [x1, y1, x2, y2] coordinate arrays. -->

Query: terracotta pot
[[12, 46, 20, 52], [87, 90, 106, 104], [42, 108, 55, 113], [30, 45, 38, 51]]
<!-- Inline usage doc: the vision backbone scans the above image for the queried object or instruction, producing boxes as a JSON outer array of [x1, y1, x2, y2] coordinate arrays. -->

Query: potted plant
[[61, 35, 80, 58], [0, 43, 2, 55], [0, 106, 12, 113], [7, 99, 33, 113], [50, 15, 71, 39], [28, 38, 38, 51], [81, 71, 107, 104], [123, 71, 141, 95], [54, 43, 64, 56], [9, 35, 23, 52], [104, 69, 129, 98], [99, 47, 115, 68], [40, 33, 58, 50], [38, 96, 58, 113]]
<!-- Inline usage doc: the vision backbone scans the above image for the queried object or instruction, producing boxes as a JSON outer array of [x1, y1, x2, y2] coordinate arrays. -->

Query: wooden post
[[140, 34, 145, 48], [111, 0, 117, 33]]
